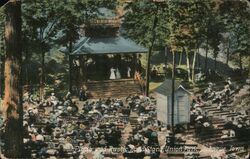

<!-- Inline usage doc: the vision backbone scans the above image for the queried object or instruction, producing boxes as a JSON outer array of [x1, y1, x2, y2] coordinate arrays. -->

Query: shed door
[[177, 96, 186, 123]]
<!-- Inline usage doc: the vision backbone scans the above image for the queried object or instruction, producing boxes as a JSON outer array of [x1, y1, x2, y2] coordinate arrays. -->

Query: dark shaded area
[[152, 51, 241, 77], [0, 0, 9, 7]]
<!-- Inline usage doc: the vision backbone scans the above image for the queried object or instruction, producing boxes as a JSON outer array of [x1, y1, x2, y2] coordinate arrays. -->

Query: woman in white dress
[[109, 67, 116, 79], [127, 66, 131, 78], [116, 68, 121, 79]]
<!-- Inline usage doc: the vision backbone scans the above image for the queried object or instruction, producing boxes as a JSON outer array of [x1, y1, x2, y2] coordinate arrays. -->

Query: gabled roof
[[155, 79, 192, 96], [60, 36, 148, 55]]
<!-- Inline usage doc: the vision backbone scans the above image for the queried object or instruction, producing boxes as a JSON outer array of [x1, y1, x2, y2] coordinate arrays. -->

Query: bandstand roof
[[60, 36, 148, 55]]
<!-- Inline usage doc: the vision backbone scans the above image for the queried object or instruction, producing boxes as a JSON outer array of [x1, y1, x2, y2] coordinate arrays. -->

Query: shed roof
[[60, 36, 148, 55], [155, 79, 191, 96]]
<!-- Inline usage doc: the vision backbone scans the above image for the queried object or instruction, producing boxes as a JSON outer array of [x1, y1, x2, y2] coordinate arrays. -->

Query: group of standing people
[[110, 67, 132, 80], [109, 67, 122, 80]]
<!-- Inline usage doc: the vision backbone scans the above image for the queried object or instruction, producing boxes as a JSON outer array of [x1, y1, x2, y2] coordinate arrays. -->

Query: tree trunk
[[205, 37, 209, 75], [24, 48, 29, 85], [68, 41, 73, 92], [145, 14, 158, 96], [69, 55, 73, 92], [179, 51, 182, 65], [171, 50, 176, 134], [0, 56, 4, 98], [0, 35, 5, 98], [197, 53, 200, 68], [226, 40, 230, 65], [214, 55, 217, 71], [186, 50, 191, 82], [40, 51, 45, 101], [239, 52, 242, 73], [191, 49, 198, 83], [145, 47, 152, 96], [164, 46, 168, 78], [2, 1, 24, 158], [248, 60, 250, 78]]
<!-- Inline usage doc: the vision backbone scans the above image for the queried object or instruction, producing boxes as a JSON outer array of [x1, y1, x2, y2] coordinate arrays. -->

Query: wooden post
[[79, 55, 84, 85], [132, 53, 137, 77]]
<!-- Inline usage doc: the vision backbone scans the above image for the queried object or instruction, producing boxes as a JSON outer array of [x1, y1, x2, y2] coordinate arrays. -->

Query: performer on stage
[[127, 66, 131, 78], [110, 67, 116, 79]]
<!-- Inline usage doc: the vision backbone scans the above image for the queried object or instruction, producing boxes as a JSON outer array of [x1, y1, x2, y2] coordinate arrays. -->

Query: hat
[[151, 132, 158, 137], [106, 129, 112, 134], [93, 133, 98, 139], [203, 122, 210, 127], [67, 106, 72, 112], [222, 130, 228, 135], [85, 132, 90, 136], [80, 124, 86, 129], [57, 106, 63, 110], [55, 127, 61, 132], [100, 135, 105, 139], [128, 144, 135, 149], [105, 122, 110, 125], [66, 136, 72, 142]]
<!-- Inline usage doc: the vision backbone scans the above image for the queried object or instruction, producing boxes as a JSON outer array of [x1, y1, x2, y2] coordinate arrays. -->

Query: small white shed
[[155, 79, 192, 125]]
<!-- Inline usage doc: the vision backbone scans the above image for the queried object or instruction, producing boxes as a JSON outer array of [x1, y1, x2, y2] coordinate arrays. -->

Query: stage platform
[[86, 79, 143, 99]]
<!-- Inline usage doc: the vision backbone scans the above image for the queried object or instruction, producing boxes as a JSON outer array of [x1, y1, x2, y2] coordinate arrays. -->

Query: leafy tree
[[198, 0, 217, 73], [210, 29, 222, 71], [22, 0, 61, 100], [22, 0, 118, 96], [122, 0, 169, 95], [167, 0, 206, 83], [219, 0, 250, 73], [122, 0, 169, 49]]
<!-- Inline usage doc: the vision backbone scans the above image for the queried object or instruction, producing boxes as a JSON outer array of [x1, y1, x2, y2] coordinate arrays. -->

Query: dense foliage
[[0, 0, 249, 96], [122, 0, 250, 82], [20, 0, 117, 97]]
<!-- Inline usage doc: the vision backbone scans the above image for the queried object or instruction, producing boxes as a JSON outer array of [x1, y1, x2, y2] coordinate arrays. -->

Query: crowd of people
[[224, 110, 250, 139], [190, 95, 213, 137], [1, 75, 249, 158], [190, 77, 250, 158], [191, 78, 243, 134], [193, 79, 237, 128], [0, 91, 166, 159]]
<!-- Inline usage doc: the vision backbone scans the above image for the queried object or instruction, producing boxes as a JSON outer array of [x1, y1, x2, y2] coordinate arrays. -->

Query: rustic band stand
[[61, 8, 148, 98]]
